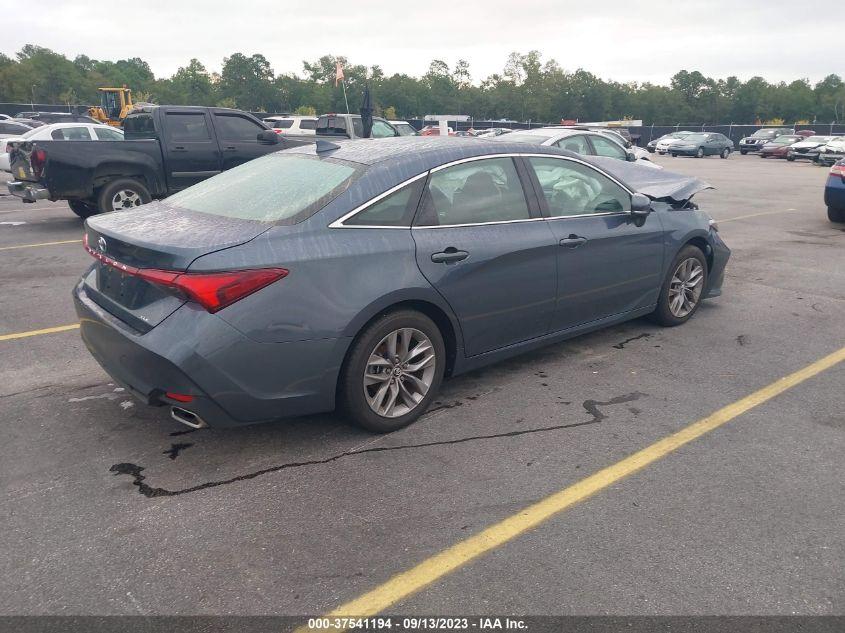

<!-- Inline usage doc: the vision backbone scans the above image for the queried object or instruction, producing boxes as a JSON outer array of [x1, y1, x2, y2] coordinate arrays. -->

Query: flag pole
[[341, 78, 350, 114]]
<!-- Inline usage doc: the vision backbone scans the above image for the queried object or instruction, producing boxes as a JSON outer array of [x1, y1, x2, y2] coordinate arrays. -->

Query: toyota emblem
[[98, 236, 107, 253]]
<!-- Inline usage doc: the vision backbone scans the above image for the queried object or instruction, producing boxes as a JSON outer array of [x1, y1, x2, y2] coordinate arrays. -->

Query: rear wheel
[[97, 178, 151, 214], [68, 199, 98, 219], [650, 245, 708, 327], [339, 310, 445, 433], [828, 206, 845, 223]]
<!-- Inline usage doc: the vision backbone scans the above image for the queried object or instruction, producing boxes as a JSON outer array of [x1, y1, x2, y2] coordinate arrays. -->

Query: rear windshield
[[271, 120, 294, 129], [164, 153, 361, 223], [299, 119, 317, 130], [123, 113, 156, 139]]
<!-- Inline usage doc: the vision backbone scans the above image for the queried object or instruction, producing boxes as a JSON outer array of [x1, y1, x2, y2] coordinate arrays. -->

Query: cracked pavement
[[0, 157, 843, 616]]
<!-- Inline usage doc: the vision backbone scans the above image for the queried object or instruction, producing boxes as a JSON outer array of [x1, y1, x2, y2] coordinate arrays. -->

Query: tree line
[[1, 45, 844, 124]]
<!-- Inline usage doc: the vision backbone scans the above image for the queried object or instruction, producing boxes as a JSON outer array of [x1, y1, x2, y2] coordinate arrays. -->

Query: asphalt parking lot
[[1, 153, 843, 619]]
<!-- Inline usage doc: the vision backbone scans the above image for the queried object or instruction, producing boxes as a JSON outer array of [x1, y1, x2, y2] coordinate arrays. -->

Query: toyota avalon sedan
[[74, 137, 729, 433]]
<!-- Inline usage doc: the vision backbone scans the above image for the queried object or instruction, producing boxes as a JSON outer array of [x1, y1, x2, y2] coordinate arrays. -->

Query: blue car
[[825, 160, 845, 223], [74, 137, 730, 433]]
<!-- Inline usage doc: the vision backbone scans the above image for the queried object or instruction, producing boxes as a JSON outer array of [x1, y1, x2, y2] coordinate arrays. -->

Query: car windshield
[[804, 136, 829, 142], [684, 134, 708, 142], [773, 136, 799, 144], [751, 130, 776, 138], [165, 153, 361, 223], [498, 133, 551, 144]]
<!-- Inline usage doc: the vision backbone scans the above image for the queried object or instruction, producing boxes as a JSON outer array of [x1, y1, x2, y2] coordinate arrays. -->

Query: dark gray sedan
[[74, 138, 730, 433], [670, 132, 734, 158]]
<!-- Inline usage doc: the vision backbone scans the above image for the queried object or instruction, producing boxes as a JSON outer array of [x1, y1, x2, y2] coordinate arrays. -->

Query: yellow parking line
[[314, 345, 845, 623], [0, 323, 80, 342], [0, 239, 81, 252], [720, 208, 798, 223]]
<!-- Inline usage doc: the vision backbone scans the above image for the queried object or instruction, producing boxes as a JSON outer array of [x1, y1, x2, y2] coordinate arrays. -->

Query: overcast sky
[[3, 0, 839, 85]]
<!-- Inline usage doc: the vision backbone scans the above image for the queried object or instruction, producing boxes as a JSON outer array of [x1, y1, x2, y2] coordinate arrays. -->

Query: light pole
[[31, 85, 36, 110]]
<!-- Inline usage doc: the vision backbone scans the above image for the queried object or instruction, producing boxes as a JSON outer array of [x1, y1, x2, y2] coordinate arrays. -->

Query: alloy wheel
[[363, 328, 436, 418], [110, 189, 142, 211], [668, 258, 704, 318]]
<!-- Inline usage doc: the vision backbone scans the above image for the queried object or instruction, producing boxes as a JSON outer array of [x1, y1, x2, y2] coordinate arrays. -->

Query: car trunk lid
[[83, 201, 273, 330]]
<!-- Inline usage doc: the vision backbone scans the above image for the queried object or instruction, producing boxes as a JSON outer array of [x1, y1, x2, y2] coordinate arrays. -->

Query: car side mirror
[[631, 193, 651, 216], [626, 151, 636, 162], [257, 130, 280, 145]]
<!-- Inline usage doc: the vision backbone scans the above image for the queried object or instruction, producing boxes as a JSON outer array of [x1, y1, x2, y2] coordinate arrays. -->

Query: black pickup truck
[[7, 106, 307, 217]]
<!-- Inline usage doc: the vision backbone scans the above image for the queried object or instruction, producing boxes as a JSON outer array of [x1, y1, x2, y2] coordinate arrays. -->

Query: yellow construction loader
[[88, 87, 133, 127]]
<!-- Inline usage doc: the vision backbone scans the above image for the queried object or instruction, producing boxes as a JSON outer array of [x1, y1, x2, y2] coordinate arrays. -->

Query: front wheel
[[68, 199, 98, 219], [97, 178, 151, 213], [650, 245, 708, 327], [828, 206, 845, 223], [720, 148, 730, 159], [740, 149, 747, 155], [695, 147, 705, 158], [339, 310, 446, 433]]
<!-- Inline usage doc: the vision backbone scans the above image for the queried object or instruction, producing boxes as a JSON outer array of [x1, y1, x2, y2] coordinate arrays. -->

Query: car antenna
[[315, 140, 341, 154]]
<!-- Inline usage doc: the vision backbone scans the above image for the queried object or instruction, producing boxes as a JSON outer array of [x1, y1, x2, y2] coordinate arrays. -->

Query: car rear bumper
[[7, 180, 49, 202], [73, 280, 350, 427]]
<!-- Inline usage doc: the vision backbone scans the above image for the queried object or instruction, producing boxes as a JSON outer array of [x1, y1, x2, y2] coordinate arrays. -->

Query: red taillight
[[830, 164, 845, 179], [84, 235, 288, 313], [165, 392, 194, 403], [30, 148, 47, 178]]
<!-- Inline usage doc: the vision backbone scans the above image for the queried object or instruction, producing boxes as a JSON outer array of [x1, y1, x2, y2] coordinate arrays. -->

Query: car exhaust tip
[[170, 406, 208, 429]]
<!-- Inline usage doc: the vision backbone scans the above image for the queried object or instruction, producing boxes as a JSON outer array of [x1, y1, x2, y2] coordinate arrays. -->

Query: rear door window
[[415, 157, 530, 226], [555, 134, 591, 154], [299, 119, 317, 130], [51, 127, 93, 140], [95, 127, 124, 141], [317, 116, 348, 136], [166, 112, 211, 141], [342, 179, 424, 227]]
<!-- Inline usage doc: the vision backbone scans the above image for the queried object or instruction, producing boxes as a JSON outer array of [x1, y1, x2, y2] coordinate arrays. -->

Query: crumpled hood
[[590, 156, 713, 204]]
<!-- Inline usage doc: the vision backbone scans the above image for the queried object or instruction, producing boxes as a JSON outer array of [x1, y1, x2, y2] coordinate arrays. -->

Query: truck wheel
[[68, 200, 98, 219], [828, 206, 845, 223], [97, 179, 151, 213]]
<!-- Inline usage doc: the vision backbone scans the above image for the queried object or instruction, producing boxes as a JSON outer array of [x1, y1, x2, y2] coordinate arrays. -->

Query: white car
[[655, 131, 697, 154], [263, 115, 318, 135], [1, 122, 123, 172], [389, 120, 419, 136], [786, 135, 833, 162], [491, 127, 662, 169], [816, 136, 845, 166]]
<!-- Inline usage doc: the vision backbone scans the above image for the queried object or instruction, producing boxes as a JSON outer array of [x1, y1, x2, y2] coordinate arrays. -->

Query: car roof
[[285, 136, 571, 171]]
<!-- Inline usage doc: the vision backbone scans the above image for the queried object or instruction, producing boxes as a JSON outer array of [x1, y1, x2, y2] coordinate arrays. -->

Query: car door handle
[[223, 146, 237, 151], [171, 146, 187, 152], [431, 248, 469, 264], [559, 235, 587, 248]]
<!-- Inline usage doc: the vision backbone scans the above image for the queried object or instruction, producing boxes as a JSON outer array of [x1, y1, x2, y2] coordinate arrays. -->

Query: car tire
[[68, 199, 99, 219], [96, 178, 151, 214], [649, 245, 709, 327], [339, 309, 446, 433], [740, 150, 747, 155], [720, 148, 730, 159], [671, 153, 677, 158], [695, 147, 704, 158], [828, 206, 845, 223]]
